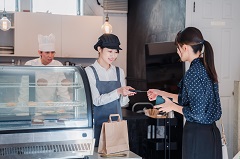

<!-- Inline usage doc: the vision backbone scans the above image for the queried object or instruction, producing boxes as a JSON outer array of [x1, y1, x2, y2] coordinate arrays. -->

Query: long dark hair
[[175, 27, 218, 83]]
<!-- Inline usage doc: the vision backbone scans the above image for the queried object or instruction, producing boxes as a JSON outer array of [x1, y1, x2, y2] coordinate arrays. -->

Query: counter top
[[122, 108, 148, 120], [89, 149, 142, 159]]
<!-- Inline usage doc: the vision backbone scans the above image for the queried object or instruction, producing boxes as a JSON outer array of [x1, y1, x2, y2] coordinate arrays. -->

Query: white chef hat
[[38, 33, 55, 52]]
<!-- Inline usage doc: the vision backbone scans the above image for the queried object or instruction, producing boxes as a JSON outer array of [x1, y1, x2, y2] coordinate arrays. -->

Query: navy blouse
[[178, 58, 222, 124]]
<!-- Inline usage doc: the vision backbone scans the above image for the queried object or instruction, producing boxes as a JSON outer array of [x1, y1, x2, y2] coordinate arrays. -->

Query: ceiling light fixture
[[101, 14, 112, 34], [100, 0, 112, 34], [0, 0, 11, 31]]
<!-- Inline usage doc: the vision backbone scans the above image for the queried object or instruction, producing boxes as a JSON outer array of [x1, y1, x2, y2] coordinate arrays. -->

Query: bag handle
[[221, 118, 227, 145], [108, 114, 121, 122]]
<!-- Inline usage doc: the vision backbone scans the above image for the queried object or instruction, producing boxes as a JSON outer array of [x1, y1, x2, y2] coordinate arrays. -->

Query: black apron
[[90, 66, 122, 147]]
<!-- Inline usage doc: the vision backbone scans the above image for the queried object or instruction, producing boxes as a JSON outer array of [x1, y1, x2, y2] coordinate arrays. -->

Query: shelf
[[0, 101, 86, 108], [147, 139, 178, 150], [0, 118, 89, 131], [148, 117, 178, 126]]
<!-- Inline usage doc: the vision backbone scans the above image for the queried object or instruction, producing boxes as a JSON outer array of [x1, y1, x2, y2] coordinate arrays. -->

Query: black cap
[[94, 34, 122, 51]]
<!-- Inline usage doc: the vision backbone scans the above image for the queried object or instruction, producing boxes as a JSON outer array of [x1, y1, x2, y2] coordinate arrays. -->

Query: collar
[[190, 58, 201, 67], [93, 60, 114, 71]]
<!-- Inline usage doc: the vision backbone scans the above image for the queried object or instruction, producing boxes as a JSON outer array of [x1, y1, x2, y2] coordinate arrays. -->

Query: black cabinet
[[146, 115, 183, 159], [122, 108, 183, 159], [122, 108, 148, 157]]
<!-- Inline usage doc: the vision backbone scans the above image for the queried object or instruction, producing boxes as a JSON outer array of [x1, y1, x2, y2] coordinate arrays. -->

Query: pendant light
[[101, 14, 112, 34], [101, 0, 112, 34], [0, 0, 11, 31]]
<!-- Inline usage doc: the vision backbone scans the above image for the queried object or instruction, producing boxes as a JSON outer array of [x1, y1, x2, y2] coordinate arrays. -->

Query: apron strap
[[90, 65, 120, 82], [89, 66, 99, 81], [116, 67, 120, 82]]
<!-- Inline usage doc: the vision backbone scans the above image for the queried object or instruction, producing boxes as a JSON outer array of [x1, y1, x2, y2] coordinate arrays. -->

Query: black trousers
[[182, 121, 222, 159]]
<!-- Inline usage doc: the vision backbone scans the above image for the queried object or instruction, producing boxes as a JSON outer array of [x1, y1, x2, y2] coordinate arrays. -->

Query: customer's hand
[[154, 96, 174, 113], [117, 86, 136, 96], [147, 89, 161, 101]]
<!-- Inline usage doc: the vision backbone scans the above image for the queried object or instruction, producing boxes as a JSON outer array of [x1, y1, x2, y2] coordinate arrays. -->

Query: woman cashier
[[85, 34, 135, 146]]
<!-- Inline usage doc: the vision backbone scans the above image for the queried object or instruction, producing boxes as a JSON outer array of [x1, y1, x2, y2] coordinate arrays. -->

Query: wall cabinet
[[14, 12, 62, 57], [13, 12, 102, 58], [61, 15, 101, 58]]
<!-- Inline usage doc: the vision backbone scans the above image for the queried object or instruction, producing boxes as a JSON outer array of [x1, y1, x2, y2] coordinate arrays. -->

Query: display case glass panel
[[0, 66, 93, 131]]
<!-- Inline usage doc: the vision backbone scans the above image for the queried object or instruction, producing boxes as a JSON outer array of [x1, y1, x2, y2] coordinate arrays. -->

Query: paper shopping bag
[[98, 114, 129, 154], [222, 139, 228, 159], [221, 120, 228, 159]]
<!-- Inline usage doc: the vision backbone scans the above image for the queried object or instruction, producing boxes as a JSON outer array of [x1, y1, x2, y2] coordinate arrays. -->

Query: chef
[[18, 33, 70, 103]]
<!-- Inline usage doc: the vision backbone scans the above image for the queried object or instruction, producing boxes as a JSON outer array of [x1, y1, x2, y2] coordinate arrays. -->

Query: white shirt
[[25, 58, 63, 66], [85, 60, 129, 107], [18, 58, 70, 102]]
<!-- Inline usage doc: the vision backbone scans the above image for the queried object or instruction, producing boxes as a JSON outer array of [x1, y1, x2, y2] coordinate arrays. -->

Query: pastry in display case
[[0, 65, 94, 159]]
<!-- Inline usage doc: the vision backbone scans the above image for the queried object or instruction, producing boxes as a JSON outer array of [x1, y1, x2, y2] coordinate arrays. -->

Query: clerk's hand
[[117, 86, 136, 96]]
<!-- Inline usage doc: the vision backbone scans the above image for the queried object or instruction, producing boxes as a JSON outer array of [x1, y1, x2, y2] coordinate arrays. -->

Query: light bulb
[[0, 16, 11, 31], [101, 21, 112, 34], [101, 14, 112, 34]]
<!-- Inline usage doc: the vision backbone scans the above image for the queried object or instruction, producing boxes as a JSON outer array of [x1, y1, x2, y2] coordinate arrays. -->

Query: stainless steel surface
[[0, 139, 95, 159], [0, 129, 93, 144], [167, 111, 174, 118]]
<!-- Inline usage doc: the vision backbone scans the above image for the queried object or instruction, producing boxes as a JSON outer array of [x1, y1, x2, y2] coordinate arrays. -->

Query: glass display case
[[0, 65, 94, 159]]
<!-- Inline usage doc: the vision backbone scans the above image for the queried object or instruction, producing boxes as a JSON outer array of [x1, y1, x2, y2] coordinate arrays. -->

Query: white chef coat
[[18, 58, 70, 102], [85, 60, 129, 107], [25, 58, 63, 66]]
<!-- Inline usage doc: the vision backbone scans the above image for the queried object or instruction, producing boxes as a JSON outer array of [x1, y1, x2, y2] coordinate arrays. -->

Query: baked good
[[61, 79, 71, 86], [37, 78, 48, 86], [6, 102, 16, 107], [28, 101, 37, 106], [57, 109, 65, 113], [31, 119, 44, 125]]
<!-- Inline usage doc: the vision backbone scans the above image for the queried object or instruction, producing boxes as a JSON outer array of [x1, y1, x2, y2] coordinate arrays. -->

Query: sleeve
[[24, 60, 32, 65], [85, 67, 120, 106], [119, 68, 130, 107], [182, 73, 209, 121], [55, 61, 63, 66]]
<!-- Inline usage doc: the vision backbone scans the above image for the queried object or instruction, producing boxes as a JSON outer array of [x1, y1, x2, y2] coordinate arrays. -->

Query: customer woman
[[85, 34, 135, 146], [147, 27, 222, 159]]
